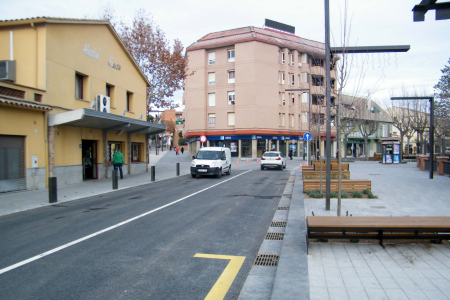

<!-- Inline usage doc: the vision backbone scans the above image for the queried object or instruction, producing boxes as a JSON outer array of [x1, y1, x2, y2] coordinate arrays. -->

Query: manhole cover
[[253, 254, 279, 266], [271, 222, 287, 227], [277, 206, 290, 210], [370, 206, 386, 209], [265, 232, 285, 240]]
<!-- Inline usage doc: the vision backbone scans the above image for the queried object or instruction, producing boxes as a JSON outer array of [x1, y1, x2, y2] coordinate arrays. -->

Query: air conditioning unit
[[0, 60, 16, 81], [97, 95, 110, 113], [298, 62, 302, 68], [231, 100, 235, 105]]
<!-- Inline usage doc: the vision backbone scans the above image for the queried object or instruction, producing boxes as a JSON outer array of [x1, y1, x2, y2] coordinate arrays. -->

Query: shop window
[[127, 91, 134, 111], [131, 144, 140, 162], [107, 142, 122, 162], [241, 140, 252, 157]]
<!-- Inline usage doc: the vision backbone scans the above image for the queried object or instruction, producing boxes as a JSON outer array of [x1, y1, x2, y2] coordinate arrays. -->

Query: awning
[[0, 97, 52, 111], [48, 108, 166, 135]]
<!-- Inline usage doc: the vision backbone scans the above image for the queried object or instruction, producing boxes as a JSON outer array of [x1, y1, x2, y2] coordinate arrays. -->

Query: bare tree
[[411, 100, 430, 154]]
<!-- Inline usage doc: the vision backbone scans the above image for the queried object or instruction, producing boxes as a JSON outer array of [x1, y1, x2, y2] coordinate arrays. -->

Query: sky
[[1, 0, 449, 110]]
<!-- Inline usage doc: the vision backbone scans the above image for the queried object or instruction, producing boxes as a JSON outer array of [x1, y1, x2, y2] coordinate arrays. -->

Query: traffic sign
[[303, 132, 312, 141], [200, 135, 207, 143]]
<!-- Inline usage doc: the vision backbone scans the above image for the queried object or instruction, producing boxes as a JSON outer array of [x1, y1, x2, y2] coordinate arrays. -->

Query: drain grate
[[277, 206, 290, 210], [370, 206, 386, 209], [253, 254, 279, 266], [271, 221, 287, 227], [265, 232, 285, 240]]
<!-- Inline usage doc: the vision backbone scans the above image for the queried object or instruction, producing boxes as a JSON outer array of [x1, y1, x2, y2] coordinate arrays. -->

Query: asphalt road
[[0, 168, 290, 299]]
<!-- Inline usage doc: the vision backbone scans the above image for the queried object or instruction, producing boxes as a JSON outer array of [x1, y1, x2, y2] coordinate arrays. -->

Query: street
[[0, 168, 290, 299]]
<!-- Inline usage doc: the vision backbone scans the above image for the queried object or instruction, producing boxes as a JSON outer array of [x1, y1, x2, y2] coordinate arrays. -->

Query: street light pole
[[325, 0, 332, 210]]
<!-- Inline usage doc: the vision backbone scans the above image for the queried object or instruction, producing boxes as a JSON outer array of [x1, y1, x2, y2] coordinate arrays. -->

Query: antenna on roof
[[264, 19, 295, 34]]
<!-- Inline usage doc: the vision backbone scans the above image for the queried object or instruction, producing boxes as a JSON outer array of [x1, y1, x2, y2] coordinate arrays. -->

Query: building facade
[[0, 17, 165, 193], [183, 26, 337, 158]]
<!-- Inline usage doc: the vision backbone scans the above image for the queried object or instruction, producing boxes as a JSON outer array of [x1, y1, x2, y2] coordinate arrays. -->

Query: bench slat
[[308, 216, 450, 229]]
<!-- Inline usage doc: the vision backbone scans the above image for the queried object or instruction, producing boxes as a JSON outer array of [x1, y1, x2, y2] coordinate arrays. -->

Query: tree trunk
[[343, 135, 349, 162], [400, 133, 404, 162], [364, 138, 369, 161]]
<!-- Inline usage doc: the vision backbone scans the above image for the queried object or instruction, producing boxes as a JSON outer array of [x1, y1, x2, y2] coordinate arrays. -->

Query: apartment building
[[160, 109, 184, 147], [183, 25, 337, 158], [0, 17, 165, 193]]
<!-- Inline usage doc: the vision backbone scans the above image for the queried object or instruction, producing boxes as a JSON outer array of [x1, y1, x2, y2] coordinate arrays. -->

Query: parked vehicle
[[190, 147, 232, 178], [261, 151, 286, 170]]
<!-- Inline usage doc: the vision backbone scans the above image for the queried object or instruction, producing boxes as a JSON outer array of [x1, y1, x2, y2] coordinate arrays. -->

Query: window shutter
[[228, 113, 235, 126], [208, 93, 215, 106], [208, 52, 215, 65], [208, 73, 215, 85]]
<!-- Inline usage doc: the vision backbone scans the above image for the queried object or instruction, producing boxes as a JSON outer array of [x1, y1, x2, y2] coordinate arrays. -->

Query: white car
[[261, 151, 286, 170], [191, 147, 232, 178]]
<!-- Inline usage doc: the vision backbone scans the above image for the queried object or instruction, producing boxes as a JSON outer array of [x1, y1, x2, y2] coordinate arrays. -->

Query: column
[[276, 140, 279, 151], [268, 140, 272, 151], [48, 126, 55, 178], [127, 132, 131, 175], [252, 139, 257, 159], [102, 129, 108, 179], [238, 140, 242, 159], [206, 140, 210, 147], [145, 134, 149, 172]]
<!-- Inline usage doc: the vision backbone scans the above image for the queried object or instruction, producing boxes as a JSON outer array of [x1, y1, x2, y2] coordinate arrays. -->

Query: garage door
[[0, 135, 26, 193]]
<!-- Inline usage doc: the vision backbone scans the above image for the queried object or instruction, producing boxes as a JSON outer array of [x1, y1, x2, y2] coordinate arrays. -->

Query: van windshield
[[196, 151, 222, 160]]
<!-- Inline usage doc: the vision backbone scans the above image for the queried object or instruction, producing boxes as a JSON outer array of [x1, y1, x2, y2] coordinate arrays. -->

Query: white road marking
[[0, 170, 252, 275]]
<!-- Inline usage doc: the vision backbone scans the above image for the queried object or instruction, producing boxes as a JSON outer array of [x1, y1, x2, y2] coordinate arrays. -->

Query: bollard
[[49, 177, 57, 203], [176, 163, 180, 176], [151, 166, 155, 181], [112, 169, 118, 190]]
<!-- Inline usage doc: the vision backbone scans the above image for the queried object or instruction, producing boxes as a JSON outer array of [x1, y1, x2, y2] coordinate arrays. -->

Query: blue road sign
[[303, 132, 312, 141]]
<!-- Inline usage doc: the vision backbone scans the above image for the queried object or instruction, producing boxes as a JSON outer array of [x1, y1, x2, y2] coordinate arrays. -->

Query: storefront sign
[[83, 44, 100, 60], [108, 57, 121, 70]]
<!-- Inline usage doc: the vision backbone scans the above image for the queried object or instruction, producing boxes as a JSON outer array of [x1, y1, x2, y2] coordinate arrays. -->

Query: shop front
[[381, 137, 401, 164]]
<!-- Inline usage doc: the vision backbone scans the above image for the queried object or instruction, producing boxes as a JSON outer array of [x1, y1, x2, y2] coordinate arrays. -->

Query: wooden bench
[[311, 163, 349, 171], [306, 216, 450, 251], [302, 170, 350, 180], [303, 179, 370, 192], [303, 166, 314, 171]]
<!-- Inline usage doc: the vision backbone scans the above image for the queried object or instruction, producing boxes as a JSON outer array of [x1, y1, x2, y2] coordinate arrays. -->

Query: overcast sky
[[2, 0, 449, 109]]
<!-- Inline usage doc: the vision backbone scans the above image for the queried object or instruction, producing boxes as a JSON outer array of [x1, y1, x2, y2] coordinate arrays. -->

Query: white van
[[191, 147, 232, 178]]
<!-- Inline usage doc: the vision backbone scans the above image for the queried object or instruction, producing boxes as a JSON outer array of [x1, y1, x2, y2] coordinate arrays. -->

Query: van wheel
[[217, 169, 222, 178], [226, 165, 231, 175], [283, 163, 286, 169], [191, 174, 196, 178], [261, 165, 264, 170]]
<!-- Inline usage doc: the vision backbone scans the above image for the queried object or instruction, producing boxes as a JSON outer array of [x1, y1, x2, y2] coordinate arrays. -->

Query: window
[[106, 85, 111, 97], [208, 113, 216, 127], [208, 52, 215, 65], [34, 93, 42, 102], [290, 53, 294, 66], [291, 93, 295, 106], [281, 113, 285, 126], [298, 75, 300, 86], [301, 72, 309, 83], [300, 53, 308, 64], [282, 93, 285, 106], [311, 75, 324, 86], [312, 94, 324, 105], [208, 72, 215, 86], [312, 58, 323, 67], [279, 72, 281, 84], [208, 93, 215, 106], [228, 70, 235, 83], [228, 112, 235, 126], [75, 73, 84, 99], [312, 113, 325, 125], [302, 92, 309, 103], [291, 74, 295, 86], [301, 113, 308, 123], [331, 79, 335, 89], [126, 92, 133, 111], [228, 91, 235, 105], [131, 144, 140, 162], [107, 142, 122, 162], [281, 52, 285, 64], [330, 97, 336, 105], [290, 114, 294, 127], [228, 49, 235, 62], [106, 84, 115, 107], [282, 72, 285, 84]]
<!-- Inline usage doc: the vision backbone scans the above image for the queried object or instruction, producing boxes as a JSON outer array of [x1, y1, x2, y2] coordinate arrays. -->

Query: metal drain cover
[[277, 206, 290, 210], [265, 232, 285, 240], [271, 221, 287, 227], [253, 254, 279, 266]]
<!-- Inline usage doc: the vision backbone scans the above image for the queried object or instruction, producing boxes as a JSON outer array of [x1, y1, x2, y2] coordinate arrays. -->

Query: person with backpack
[[112, 148, 124, 179]]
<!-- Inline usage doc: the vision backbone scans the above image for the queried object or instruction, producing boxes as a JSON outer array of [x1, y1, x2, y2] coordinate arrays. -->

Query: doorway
[[82, 140, 97, 180]]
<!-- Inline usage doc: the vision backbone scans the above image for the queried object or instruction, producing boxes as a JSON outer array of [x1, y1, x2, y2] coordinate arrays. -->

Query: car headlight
[[191, 161, 196, 167]]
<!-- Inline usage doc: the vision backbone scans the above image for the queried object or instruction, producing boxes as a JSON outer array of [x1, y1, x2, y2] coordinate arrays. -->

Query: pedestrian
[[336, 149, 339, 159], [175, 147, 179, 155], [289, 148, 293, 160], [112, 148, 124, 179], [181, 147, 184, 155]]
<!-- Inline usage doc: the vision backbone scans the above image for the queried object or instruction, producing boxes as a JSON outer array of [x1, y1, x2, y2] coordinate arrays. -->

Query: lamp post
[[391, 96, 435, 179]]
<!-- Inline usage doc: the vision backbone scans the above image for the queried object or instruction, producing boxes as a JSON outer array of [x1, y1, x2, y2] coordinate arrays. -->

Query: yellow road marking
[[195, 253, 246, 300]]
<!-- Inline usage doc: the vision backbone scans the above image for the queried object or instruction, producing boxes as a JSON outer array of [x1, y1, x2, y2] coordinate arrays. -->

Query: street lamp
[[391, 96, 435, 179]]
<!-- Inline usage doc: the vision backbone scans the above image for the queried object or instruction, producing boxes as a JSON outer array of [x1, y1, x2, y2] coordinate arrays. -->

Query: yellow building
[[0, 17, 165, 193]]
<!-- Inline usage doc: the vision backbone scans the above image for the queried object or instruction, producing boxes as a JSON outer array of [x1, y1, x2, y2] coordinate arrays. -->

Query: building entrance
[[0, 135, 26, 192], [82, 140, 98, 180]]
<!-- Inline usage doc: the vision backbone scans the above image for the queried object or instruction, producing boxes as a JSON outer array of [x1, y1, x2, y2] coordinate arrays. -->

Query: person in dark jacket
[[289, 148, 293, 160], [112, 148, 124, 179], [181, 147, 184, 155]]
